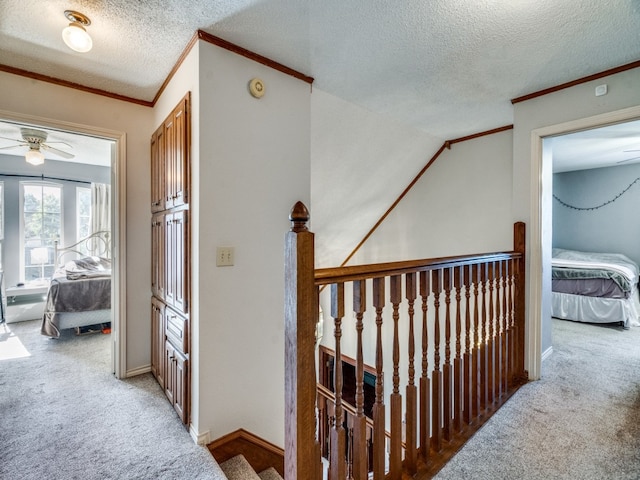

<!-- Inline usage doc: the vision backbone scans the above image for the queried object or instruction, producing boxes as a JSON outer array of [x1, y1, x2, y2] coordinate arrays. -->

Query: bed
[[40, 231, 112, 338], [551, 248, 640, 329]]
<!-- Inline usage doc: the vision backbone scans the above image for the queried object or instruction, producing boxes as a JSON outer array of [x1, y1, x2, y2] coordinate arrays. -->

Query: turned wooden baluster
[[453, 265, 463, 432], [501, 260, 509, 396], [330, 283, 346, 480], [487, 261, 495, 405], [372, 278, 386, 480], [479, 262, 489, 410], [284, 201, 321, 480], [405, 272, 418, 474], [431, 269, 443, 452], [496, 261, 504, 401], [390, 275, 403, 480], [352, 280, 368, 480], [463, 264, 473, 425], [472, 264, 481, 420], [507, 259, 515, 385], [419, 271, 431, 462], [442, 268, 453, 441]]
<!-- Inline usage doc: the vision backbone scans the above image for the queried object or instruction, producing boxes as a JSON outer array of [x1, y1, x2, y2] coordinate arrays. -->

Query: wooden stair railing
[[285, 201, 527, 480]]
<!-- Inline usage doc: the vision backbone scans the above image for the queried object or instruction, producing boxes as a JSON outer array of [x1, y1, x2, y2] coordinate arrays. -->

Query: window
[[77, 186, 91, 253], [22, 182, 62, 282]]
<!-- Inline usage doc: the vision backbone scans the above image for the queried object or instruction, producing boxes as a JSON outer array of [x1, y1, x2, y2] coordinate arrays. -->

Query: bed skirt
[[551, 290, 640, 329]]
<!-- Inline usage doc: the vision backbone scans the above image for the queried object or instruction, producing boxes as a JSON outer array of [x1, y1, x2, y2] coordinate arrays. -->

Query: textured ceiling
[[1, 1, 639, 267], [1, 0, 639, 140]]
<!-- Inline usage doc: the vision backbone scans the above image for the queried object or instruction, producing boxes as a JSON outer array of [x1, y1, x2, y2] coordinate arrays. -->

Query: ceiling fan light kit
[[25, 149, 45, 166], [62, 10, 92, 53]]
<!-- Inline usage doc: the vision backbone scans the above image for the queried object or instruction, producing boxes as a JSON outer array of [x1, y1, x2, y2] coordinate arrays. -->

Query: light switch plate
[[216, 247, 234, 266]]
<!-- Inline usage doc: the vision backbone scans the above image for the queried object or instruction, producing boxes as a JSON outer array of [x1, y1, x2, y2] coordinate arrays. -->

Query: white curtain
[[90, 183, 111, 256]]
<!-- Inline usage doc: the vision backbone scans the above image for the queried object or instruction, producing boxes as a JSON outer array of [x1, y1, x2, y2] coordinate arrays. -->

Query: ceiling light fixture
[[25, 149, 45, 166], [62, 10, 92, 53]]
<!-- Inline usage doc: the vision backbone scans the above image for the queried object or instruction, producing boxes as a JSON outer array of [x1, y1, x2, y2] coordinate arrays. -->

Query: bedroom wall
[[553, 162, 640, 267], [0, 69, 154, 374], [512, 66, 640, 368], [0, 155, 110, 289]]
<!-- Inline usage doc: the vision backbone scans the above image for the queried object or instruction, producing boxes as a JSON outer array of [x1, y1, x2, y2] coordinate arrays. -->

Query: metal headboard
[[54, 231, 111, 269]]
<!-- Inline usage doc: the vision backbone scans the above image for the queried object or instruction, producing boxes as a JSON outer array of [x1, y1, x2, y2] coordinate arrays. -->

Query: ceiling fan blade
[[41, 144, 75, 159], [616, 156, 640, 164], [0, 143, 27, 150], [45, 140, 73, 149], [0, 135, 22, 142]]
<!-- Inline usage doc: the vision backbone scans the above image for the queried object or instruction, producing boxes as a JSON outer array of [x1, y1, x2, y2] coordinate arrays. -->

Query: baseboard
[[125, 364, 151, 377], [208, 428, 284, 477], [190, 425, 211, 446], [541, 345, 553, 362]]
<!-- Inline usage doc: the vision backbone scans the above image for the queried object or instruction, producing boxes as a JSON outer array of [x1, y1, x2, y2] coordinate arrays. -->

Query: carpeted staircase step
[[257, 467, 283, 480], [220, 454, 283, 480]]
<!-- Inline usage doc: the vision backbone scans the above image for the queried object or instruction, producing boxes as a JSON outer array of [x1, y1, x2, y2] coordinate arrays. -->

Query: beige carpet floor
[[435, 318, 640, 479], [0, 319, 226, 480]]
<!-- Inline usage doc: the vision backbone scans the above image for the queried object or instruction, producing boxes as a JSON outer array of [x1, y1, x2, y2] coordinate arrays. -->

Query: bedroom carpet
[[434, 318, 640, 480], [0, 319, 227, 480]]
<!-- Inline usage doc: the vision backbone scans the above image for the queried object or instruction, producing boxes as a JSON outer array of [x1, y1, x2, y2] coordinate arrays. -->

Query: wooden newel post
[[513, 221, 527, 382], [284, 201, 321, 480]]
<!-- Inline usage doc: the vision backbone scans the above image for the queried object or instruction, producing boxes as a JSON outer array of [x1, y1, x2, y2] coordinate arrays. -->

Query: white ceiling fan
[[0, 127, 75, 165]]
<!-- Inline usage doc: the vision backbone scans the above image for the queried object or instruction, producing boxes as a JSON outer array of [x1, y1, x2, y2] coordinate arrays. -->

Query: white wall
[[311, 89, 443, 268], [194, 41, 310, 446], [512, 66, 640, 368], [348, 129, 514, 266], [0, 70, 154, 372]]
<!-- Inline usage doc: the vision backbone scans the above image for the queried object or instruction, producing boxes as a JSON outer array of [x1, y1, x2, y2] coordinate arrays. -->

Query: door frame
[[0, 109, 127, 378], [528, 104, 640, 380]]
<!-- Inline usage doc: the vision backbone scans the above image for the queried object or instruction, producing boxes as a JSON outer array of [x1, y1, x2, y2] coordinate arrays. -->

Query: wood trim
[[444, 124, 513, 148], [2, 29, 312, 108], [0, 64, 153, 107], [197, 30, 314, 85], [151, 33, 200, 106], [339, 125, 514, 268], [208, 428, 285, 477], [511, 59, 640, 104]]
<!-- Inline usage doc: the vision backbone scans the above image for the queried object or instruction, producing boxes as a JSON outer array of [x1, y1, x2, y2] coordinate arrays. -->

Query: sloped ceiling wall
[[311, 89, 443, 268]]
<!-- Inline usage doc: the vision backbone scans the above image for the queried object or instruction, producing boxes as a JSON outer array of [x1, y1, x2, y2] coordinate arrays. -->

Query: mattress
[[551, 248, 640, 328]]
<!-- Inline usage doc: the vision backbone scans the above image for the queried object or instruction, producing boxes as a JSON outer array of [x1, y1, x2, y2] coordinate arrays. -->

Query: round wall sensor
[[249, 78, 265, 98]]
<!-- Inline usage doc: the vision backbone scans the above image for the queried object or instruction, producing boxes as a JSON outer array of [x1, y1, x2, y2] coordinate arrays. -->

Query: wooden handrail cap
[[289, 201, 310, 232]]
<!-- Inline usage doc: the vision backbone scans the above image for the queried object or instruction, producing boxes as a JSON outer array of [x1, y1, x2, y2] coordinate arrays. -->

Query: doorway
[[529, 105, 640, 379], [0, 110, 126, 377]]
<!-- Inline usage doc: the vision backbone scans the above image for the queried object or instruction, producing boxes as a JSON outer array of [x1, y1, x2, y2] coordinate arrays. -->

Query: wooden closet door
[[150, 125, 166, 213], [151, 297, 165, 388], [172, 99, 189, 207], [151, 212, 166, 299], [171, 209, 189, 314], [173, 349, 189, 423]]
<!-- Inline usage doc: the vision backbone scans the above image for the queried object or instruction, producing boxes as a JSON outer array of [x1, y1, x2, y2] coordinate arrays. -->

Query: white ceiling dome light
[[25, 149, 45, 166], [62, 10, 92, 53]]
